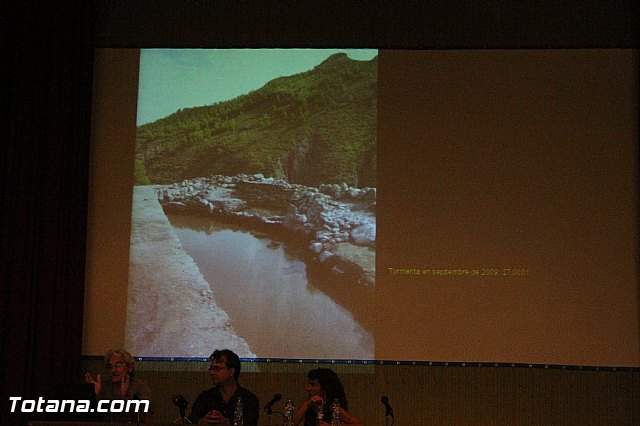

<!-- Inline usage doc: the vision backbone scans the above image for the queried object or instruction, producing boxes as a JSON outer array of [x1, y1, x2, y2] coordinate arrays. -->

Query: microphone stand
[[172, 411, 192, 424], [133, 393, 141, 426], [263, 410, 285, 426], [263, 393, 283, 426], [382, 397, 395, 426], [172, 401, 191, 424], [265, 406, 273, 426]]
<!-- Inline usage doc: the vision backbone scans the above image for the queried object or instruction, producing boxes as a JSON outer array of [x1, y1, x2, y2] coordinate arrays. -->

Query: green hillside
[[135, 53, 377, 187]]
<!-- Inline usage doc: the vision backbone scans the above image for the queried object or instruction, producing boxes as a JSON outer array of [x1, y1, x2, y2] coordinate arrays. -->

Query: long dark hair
[[308, 368, 348, 410]]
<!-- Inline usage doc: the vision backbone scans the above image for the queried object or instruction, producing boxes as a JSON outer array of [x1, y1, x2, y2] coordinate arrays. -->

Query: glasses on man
[[208, 366, 227, 372], [106, 362, 126, 370]]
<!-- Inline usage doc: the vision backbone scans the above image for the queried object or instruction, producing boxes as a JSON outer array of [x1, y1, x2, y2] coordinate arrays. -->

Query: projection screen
[[84, 48, 639, 367]]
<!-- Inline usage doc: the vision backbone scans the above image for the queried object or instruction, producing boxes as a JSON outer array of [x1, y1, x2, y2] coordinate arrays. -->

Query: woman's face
[[305, 378, 323, 397]]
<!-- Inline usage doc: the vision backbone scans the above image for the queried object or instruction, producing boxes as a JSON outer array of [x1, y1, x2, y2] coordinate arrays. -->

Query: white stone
[[351, 222, 376, 246], [318, 250, 334, 263], [309, 242, 324, 253]]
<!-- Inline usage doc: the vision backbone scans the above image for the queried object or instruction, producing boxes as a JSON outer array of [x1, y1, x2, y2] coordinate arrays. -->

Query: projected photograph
[[125, 49, 378, 359], [86, 49, 637, 365]]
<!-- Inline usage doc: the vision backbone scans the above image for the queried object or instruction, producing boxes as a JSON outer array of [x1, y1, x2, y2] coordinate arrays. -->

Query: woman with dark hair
[[293, 368, 364, 426]]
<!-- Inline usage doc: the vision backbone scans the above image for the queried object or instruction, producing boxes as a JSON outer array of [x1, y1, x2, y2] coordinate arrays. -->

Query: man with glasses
[[85, 348, 153, 424], [190, 349, 259, 425]]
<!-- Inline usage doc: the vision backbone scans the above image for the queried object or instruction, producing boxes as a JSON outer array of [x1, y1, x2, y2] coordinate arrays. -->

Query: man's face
[[208, 356, 234, 385], [305, 378, 323, 398], [106, 354, 132, 383]]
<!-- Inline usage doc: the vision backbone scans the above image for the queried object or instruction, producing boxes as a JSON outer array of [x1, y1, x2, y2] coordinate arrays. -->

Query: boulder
[[351, 222, 376, 247]]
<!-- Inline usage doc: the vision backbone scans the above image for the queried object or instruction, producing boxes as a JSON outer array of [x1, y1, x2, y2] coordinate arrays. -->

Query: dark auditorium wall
[[2, 2, 94, 426], [2, 1, 638, 426]]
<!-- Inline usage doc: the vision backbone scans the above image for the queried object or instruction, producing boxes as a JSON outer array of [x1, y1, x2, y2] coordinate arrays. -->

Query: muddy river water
[[168, 214, 374, 359]]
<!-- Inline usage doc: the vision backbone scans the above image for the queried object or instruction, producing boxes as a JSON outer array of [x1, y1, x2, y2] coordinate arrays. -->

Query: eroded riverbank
[[126, 186, 254, 357]]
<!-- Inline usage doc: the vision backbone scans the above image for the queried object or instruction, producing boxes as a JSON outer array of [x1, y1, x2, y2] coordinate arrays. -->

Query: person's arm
[[189, 392, 208, 424], [135, 380, 154, 425], [293, 399, 312, 426], [337, 406, 364, 426], [118, 373, 131, 399], [198, 411, 230, 425], [243, 391, 260, 426], [84, 372, 102, 396]]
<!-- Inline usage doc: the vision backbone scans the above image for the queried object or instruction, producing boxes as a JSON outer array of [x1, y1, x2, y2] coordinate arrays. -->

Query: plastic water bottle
[[283, 398, 295, 426], [234, 396, 244, 426], [330, 399, 341, 426], [316, 394, 325, 425]]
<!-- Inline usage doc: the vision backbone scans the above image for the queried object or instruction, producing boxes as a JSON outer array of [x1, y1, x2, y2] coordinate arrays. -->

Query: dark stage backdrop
[[2, 2, 94, 426]]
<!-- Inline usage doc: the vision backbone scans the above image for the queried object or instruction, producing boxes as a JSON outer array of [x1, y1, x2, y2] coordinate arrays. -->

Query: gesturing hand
[[118, 372, 130, 398], [84, 372, 102, 396], [311, 395, 324, 404]]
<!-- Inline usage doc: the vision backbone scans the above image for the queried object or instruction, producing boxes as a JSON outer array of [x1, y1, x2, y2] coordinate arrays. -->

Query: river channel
[[167, 214, 374, 359]]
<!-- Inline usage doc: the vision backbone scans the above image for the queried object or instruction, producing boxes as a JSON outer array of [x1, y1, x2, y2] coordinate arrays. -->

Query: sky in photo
[[136, 48, 378, 126]]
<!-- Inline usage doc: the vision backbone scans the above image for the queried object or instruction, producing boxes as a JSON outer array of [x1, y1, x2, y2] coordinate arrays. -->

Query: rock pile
[[156, 174, 376, 285]]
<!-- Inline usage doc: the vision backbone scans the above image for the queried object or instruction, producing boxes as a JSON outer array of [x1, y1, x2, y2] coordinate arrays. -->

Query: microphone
[[263, 393, 283, 414], [381, 396, 394, 417], [172, 395, 189, 409]]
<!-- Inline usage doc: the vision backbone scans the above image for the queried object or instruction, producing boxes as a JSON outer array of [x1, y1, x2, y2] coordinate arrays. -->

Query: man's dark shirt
[[189, 385, 259, 425]]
